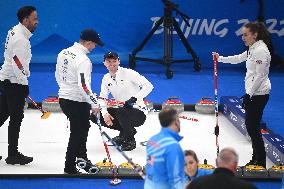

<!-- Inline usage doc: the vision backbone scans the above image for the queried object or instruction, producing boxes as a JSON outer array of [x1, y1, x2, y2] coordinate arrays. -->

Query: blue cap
[[104, 51, 119, 61], [80, 29, 104, 46]]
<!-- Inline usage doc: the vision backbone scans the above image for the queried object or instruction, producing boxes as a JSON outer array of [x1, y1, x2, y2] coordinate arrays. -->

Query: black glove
[[124, 97, 137, 109], [89, 113, 98, 123], [240, 94, 251, 109]]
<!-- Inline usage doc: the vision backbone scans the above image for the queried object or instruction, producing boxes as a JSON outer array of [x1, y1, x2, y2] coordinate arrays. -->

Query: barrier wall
[[221, 96, 284, 165]]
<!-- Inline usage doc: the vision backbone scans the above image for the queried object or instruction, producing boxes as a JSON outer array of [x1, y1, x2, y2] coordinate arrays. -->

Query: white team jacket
[[0, 23, 32, 85], [218, 40, 271, 97], [55, 42, 98, 108], [99, 66, 154, 116]]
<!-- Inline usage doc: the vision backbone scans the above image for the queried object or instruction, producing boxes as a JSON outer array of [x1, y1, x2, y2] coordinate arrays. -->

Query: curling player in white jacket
[[91, 51, 153, 151], [212, 21, 271, 168], [55, 29, 104, 174], [0, 6, 38, 165]]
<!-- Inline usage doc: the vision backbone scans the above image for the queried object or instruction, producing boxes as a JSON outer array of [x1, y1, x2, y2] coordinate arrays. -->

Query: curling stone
[[95, 158, 117, 175], [198, 159, 215, 170], [144, 99, 154, 111], [268, 165, 284, 178], [243, 165, 268, 178], [162, 97, 184, 113], [42, 96, 62, 112], [117, 162, 142, 176], [198, 164, 215, 170], [195, 97, 215, 114]]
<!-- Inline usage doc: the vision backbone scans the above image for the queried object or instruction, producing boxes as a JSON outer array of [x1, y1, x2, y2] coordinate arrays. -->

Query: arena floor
[[0, 110, 273, 174]]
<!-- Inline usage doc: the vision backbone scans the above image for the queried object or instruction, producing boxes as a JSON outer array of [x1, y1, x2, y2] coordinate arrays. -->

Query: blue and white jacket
[[144, 128, 185, 189], [187, 168, 213, 182]]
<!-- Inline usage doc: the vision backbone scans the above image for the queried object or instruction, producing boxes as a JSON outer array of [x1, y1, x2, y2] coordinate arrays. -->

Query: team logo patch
[[256, 60, 262, 64]]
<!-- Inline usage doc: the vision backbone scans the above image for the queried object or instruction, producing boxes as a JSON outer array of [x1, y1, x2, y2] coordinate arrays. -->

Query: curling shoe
[[112, 136, 125, 146], [245, 159, 266, 168], [121, 140, 136, 151], [64, 166, 81, 174], [76, 158, 99, 174], [5, 152, 33, 165]]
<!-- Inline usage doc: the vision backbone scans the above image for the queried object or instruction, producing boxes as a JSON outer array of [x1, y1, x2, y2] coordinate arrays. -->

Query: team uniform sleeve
[[218, 51, 247, 64], [11, 38, 30, 85], [128, 69, 154, 99], [247, 49, 270, 97], [166, 144, 185, 189], [99, 76, 110, 116], [55, 53, 62, 85], [77, 59, 99, 109]]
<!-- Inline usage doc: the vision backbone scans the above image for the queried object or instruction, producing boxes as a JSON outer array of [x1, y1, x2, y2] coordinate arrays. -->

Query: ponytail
[[244, 22, 272, 52]]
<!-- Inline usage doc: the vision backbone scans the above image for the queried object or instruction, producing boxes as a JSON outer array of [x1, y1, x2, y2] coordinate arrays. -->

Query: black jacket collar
[[213, 167, 235, 177]]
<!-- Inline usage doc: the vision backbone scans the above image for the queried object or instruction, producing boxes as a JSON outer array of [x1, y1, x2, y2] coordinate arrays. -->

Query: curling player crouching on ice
[[91, 51, 153, 151]]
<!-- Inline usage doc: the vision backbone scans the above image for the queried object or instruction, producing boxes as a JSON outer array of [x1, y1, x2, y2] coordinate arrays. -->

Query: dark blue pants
[[59, 98, 91, 169], [0, 80, 28, 156], [245, 94, 269, 164], [98, 107, 146, 141]]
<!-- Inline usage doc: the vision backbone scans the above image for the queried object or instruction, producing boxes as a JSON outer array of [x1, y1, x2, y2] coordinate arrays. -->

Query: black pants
[[99, 107, 146, 141], [0, 80, 28, 156], [59, 98, 91, 169], [245, 94, 269, 163]]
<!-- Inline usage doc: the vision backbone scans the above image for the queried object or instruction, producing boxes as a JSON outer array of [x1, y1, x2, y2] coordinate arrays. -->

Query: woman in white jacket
[[212, 22, 271, 168]]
